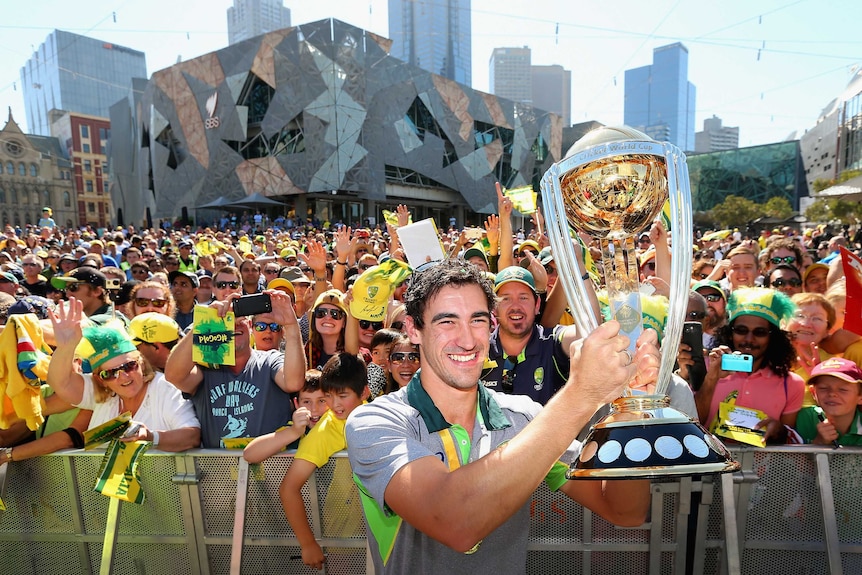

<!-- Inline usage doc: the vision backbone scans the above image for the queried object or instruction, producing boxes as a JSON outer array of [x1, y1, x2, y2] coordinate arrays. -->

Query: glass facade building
[[20, 30, 147, 136], [388, 0, 472, 86], [624, 43, 696, 152], [227, 0, 291, 45], [687, 141, 808, 212]]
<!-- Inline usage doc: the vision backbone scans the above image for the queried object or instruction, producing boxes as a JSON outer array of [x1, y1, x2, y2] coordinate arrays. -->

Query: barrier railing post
[[229, 457, 249, 575], [720, 473, 741, 575], [648, 483, 664, 575], [99, 497, 122, 575], [815, 452, 844, 575]]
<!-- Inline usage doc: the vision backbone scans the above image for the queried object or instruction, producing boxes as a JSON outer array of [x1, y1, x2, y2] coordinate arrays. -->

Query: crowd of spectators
[[1, 195, 860, 570]]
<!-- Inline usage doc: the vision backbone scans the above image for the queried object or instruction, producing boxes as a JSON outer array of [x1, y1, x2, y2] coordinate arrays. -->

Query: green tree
[[804, 199, 833, 224], [709, 196, 761, 229], [764, 196, 793, 220]]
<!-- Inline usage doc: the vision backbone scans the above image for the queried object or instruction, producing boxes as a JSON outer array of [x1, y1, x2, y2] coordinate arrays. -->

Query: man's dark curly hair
[[715, 320, 795, 378], [404, 259, 496, 329]]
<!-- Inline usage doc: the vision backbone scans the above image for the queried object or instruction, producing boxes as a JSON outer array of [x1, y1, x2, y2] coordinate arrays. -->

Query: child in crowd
[[795, 357, 862, 446], [243, 370, 327, 463], [279, 353, 369, 570]]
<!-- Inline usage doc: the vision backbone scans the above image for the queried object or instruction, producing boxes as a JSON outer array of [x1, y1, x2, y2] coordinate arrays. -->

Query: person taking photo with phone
[[694, 287, 805, 444]]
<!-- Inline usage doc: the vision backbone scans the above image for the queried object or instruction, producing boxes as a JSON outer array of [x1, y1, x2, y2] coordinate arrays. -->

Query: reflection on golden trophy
[[541, 126, 738, 478]]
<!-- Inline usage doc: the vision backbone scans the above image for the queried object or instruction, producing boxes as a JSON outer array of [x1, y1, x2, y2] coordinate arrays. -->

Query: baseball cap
[[8, 295, 55, 319], [803, 262, 829, 284], [50, 267, 108, 290], [129, 312, 183, 345], [59, 254, 78, 264], [279, 266, 305, 282], [114, 280, 140, 306], [517, 240, 540, 254], [0, 271, 19, 284], [538, 246, 554, 266], [196, 268, 214, 280], [178, 240, 193, 249], [267, 278, 295, 295], [463, 246, 488, 266], [693, 279, 726, 302], [494, 266, 536, 293], [280, 247, 297, 259], [809, 357, 862, 386], [168, 270, 199, 288]]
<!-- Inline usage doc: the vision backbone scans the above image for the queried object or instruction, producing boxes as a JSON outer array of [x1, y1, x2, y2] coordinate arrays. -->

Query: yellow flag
[[504, 186, 537, 215], [94, 439, 150, 504]]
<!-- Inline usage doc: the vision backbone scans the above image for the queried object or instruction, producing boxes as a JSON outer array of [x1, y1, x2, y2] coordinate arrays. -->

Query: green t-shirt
[[795, 406, 862, 446]]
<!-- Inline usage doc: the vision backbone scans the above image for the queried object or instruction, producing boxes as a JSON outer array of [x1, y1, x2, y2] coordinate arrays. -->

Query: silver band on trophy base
[[541, 126, 739, 478]]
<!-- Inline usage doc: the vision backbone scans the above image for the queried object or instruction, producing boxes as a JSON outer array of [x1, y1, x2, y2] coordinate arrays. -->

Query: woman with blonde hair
[[46, 298, 200, 451]]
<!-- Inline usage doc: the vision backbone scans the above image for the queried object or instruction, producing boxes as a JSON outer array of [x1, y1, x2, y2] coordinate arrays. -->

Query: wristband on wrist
[[151, 431, 161, 446], [314, 275, 326, 282], [62, 427, 85, 449], [2, 447, 12, 463], [336, 260, 348, 266], [581, 272, 590, 281]]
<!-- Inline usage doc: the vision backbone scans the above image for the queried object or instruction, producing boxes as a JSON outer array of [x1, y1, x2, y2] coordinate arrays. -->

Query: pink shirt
[[707, 367, 805, 427]]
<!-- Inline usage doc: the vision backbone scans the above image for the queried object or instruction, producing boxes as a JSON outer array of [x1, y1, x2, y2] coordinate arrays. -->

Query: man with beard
[[694, 280, 727, 351], [694, 287, 804, 444], [479, 267, 576, 404]]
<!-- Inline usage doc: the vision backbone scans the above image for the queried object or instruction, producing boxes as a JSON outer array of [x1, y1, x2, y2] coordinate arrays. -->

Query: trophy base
[[568, 395, 740, 479]]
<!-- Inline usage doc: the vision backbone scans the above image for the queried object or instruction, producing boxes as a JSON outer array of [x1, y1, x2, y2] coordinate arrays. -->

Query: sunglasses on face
[[770, 256, 796, 265], [732, 325, 771, 338], [284, 257, 297, 263], [66, 283, 89, 293], [264, 268, 279, 274], [359, 263, 374, 271], [135, 297, 168, 308], [544, 265, 556, 274], [390, 351, 420, 363], [22, 262, 40, 267], [215, 281, 240, 289], [643, 262, 656, 270], [98, 359, 139, 381], [771, 277, 801, 288], [390, 321, 404, 331], [359, 320, 384, 330], [253, 322, 282, 332], [314, 308, 345, 320], [687, 310, 706, 321], [703, 293, 723, 303]]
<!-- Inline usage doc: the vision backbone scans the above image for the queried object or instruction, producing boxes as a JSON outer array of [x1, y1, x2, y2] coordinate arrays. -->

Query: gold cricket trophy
[[540, 126, 739, 478]]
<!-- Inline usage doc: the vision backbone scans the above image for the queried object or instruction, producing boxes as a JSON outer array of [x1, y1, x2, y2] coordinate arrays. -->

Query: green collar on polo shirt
[[406, 371, 512, 433]]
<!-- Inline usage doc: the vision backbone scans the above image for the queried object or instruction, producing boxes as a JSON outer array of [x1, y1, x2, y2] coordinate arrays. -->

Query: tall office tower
[[228, 0, 291, 45], [531, 64, 571, 126], [20, 30, 147, 136], [490, 47, 532, 103], [624, 43, 696, 151], [694, 115, 739, 153], [388, 0, 472, 86]]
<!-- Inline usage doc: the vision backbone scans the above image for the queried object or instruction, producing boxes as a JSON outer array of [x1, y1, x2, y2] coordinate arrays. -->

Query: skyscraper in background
[[227, 0, 292, 45], [624, 43, 696, 151], [532, 65, 571, 126], [20, 30, 147, 136], [490, 47, 532, 103], [388, 0, 472, 86], [694, 115, 739, 153]]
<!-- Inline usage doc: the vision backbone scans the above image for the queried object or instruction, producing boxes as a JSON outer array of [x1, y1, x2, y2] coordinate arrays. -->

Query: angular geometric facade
[[687, 141, 808, 212], [110, 19, 561, 225]]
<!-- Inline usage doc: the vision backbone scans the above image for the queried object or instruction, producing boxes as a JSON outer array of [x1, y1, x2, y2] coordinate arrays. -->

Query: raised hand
[[396, 204, 411, 227], [49, 297, 84, 348], [496, 182, 513, 217]]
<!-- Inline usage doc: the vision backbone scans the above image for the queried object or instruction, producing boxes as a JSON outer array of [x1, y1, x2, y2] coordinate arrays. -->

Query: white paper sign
[[396, 218, 446, 267]]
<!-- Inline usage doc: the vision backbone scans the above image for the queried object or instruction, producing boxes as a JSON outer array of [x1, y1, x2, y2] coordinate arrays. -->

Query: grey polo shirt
[[346, 372, 578, 575]]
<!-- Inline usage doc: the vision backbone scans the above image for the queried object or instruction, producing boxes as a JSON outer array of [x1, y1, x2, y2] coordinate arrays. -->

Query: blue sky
[[1, 0, 860, 147]]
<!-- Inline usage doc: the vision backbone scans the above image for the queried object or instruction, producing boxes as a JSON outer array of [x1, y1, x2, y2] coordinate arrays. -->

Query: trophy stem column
[[599, 235, 642, 362]]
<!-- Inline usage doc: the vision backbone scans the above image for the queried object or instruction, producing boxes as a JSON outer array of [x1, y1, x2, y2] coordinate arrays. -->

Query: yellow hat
[[129, 313, 182, 344], [280, 247, 297, 259], [313, 289, 347, 315], [266, 278, 295, 295]]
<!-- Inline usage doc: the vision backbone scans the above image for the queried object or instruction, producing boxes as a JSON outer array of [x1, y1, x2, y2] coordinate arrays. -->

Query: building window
[[30, 164, 38, 177], [63, 191, 71, 207], [81, 125, 89, 138], [5, 162, 12, 175], [11, 189, 18, 203], [103, 182, 109, 194], [88, 202, 96, 213], [18, 162, 25, 176], [83, 143, 91, 153], [99, 127, 109, 142], [0, 188, 5, 203], [85, 180, 94, 192], [43, 190, 50, 205], [84, 160, 92, 172]]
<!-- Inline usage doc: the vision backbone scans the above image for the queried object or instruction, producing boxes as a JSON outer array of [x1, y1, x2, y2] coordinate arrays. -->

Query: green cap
[[693, 279, 726, 302], [494, 266, 536, 293]]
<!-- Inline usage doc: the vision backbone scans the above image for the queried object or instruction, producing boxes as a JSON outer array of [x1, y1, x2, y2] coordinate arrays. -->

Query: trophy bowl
[[540, 126, 739, 479]]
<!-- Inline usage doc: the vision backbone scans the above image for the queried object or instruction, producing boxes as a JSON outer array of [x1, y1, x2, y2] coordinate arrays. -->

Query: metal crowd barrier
[[1, 446, 860, 574]]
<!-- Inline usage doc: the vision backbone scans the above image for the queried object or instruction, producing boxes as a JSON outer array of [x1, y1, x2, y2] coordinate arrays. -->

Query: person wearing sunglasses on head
[[694, 287, 804, 444], [46, 300, 201, 452]]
